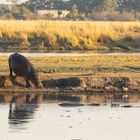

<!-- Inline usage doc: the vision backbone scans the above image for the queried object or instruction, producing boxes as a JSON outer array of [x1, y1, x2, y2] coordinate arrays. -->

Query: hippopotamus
[[9, 53, 42, 88]]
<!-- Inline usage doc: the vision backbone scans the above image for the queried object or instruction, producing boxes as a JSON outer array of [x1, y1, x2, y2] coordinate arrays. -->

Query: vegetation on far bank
[[0, 20, 140, 50], [1, 0, 140, 20], [0, 55, 140, 78]]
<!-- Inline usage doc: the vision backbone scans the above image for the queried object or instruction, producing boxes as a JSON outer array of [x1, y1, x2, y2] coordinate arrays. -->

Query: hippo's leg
[[9, 71, 17, 85], [8, 63, 17, 84], [8, 60, 13, 77], [10, 74, 17, 85], [25, 79, 32, 88], [10, 68, 12, 76]]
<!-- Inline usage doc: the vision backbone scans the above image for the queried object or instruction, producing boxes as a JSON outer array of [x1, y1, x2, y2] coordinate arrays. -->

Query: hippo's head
[[30, 74, 43, 88]]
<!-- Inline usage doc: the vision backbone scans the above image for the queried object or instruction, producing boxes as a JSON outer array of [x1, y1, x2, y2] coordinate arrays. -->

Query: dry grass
[[0, 55, 140, 78], [0, 20, 140, 50]]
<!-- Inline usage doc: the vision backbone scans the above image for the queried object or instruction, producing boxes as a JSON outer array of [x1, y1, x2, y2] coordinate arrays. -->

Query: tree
[[118, 0, 140, 18], [11, 5, 32, 19], [58, 10, 62, 18], [130, 0, 140, 19], [25, 0, 65, 12], [0, 4, 9, 16], [67, 4, 79, 19], [99, 0, 118, 11], [21, 0, 140, 20], [7, 0, 20, 4]]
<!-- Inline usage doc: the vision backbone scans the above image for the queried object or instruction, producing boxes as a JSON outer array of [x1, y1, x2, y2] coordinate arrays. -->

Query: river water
[[0, 93, 140, 140], [0, 49, 140, 57], [0, 52, 140, 57]]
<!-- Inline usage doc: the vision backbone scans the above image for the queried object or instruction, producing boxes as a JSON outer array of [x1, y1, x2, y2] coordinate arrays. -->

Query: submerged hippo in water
[[9, 53, 42, 88]]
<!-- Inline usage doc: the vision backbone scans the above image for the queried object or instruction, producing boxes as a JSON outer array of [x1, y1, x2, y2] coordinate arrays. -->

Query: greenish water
[[0, 93, 140, 140]]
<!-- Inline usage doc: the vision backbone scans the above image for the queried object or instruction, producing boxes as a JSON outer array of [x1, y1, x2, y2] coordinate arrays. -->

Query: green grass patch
[[0, 55, 140, 78]]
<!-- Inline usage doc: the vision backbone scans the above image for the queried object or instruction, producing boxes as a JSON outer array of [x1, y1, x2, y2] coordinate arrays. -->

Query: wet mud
[[0, 76, 140, 93]]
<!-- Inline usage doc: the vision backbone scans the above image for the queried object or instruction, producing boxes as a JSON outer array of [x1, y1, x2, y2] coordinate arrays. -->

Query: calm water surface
[[0, 93, 140, 140]]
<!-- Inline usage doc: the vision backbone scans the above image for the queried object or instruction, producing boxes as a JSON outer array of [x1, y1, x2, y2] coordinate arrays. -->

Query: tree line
[[0, 0, 140, 20]]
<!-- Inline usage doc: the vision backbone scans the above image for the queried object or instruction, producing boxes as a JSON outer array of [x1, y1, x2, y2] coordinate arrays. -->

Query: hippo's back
[[9, 53, 32, 76]]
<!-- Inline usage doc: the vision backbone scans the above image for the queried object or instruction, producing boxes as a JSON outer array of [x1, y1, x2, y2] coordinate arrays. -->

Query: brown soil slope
[[0, 76, 139, 93]]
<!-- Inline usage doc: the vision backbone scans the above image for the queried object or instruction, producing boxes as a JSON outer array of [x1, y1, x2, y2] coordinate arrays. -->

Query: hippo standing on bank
[[9, 53, 42, 88]]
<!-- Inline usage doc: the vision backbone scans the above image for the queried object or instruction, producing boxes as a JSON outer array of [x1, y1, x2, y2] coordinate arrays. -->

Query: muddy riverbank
[[0, 76, 139, 93]]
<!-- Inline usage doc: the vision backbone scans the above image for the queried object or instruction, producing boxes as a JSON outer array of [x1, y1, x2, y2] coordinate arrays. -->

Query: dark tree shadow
[[42, 77, 81, 88]]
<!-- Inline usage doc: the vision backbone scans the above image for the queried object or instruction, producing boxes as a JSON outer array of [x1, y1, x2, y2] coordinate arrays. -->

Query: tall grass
[[0, 20, 140, 50]]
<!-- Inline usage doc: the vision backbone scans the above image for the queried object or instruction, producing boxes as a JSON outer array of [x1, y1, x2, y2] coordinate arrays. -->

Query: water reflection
[[0, 93, 140, 105], [43, 93, 140, 104], [0, 93, 140, 129], [7, 94, 42, 131], [0, 92, 140, 140]]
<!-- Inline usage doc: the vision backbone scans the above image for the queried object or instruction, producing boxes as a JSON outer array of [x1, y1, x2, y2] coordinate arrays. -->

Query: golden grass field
[[0, 20, 140, 50], [0, 55, 140, 78]]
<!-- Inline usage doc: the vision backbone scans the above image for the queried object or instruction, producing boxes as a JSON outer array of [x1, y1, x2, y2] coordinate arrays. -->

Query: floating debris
[[78, 110, 83, 113], [59, 103, 84, 107], [87, 103, 101, 106], [88, 118, 91, 120], [111, 103, 120, 107], [65, 110, 71, 112], [121, 105, 133, 108]]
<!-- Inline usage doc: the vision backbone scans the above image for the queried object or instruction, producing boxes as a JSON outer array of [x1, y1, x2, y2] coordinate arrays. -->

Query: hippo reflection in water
[[9, 94, 42, 125], [9, 53, 42, 88]]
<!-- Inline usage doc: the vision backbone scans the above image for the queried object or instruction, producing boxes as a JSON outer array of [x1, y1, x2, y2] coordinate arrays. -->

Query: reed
[[0, 20, 140, 50]]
